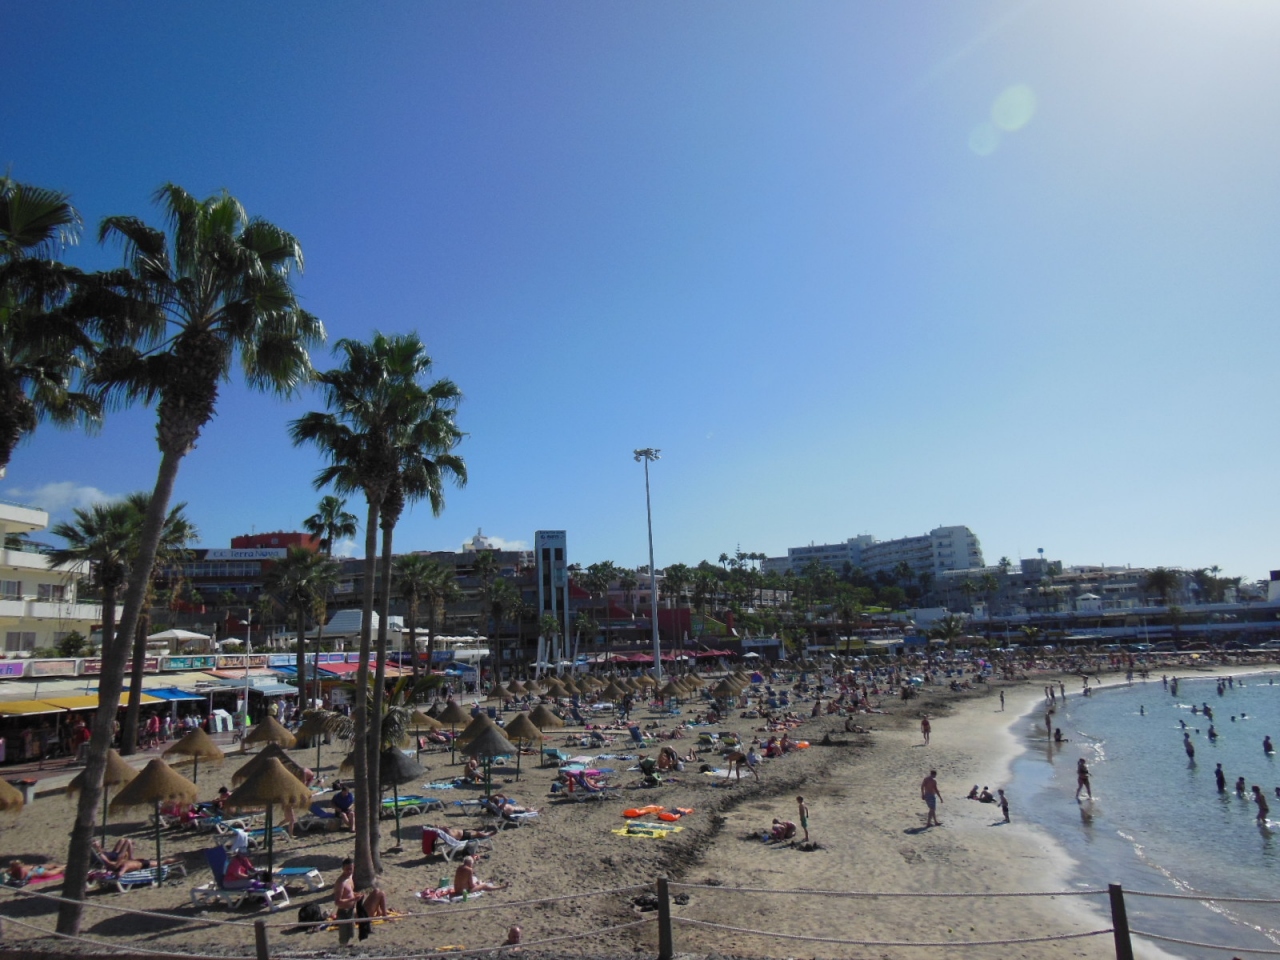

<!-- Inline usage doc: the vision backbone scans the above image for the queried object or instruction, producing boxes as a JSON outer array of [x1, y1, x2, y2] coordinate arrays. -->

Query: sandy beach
[[0, 662, 1267, 960]]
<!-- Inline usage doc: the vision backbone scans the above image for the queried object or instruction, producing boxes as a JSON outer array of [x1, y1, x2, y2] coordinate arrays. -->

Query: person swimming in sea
[[1265, 736, 1274, 755]]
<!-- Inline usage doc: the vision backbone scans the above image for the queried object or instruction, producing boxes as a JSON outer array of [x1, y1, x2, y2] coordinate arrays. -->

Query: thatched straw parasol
[[436, 701, 472, 765], [242, 715, 296, 750], [111, 759, 197, 866], [68, 749, 138, 844], [527, 703, 564, 732], [658, 680, 682, 701], [226, 758, 311, 876], [163, 727, 225, 784], [560, 677, 581, 696], [502, 713, 542, 781], [600, 681, 626, 701], [504, 680, 524, 697], [636, 673, 656, 687], [407, 710, 443, 761], [710, 679, 736, 700], [541, 678, 568, 699], [454, 712, 496, 749], [295, 711, 334, 772], [379, 750, 427, 851], [234, 742, 307, 786], [0, 778, 24, 814], [425, 701, 444, 719], [459, 726, 518, 795]]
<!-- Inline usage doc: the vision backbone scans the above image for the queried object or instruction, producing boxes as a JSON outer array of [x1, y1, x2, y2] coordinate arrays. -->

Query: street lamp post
[[634, 448, 662, 682]]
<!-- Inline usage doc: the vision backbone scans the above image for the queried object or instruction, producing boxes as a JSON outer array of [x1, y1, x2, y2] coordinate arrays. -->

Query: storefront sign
[[267, 654, 293, 667], [203, 548, 287, 560], [82, 658, 159, 675], [0, 661, 27, 678], [30, 659, 77, 677], [160, 655, 217, 671], [215, 655, 269, 670]]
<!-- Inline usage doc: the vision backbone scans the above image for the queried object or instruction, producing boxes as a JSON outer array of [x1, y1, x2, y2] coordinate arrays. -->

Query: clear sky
[[4, 2, 1279, 580]]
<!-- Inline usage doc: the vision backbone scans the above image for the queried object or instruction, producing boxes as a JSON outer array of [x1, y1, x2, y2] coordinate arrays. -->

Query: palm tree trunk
[[367, 520, 395, 873], [408, 600, 419, 684], [120, 620, 148, 755], [295, 602, 307, 707], [59, 446, 184, 935], [351, 499, 379, 891]]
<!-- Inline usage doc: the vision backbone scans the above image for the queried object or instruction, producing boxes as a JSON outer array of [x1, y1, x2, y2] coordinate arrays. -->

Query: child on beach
[[797, 796, 810, 842]]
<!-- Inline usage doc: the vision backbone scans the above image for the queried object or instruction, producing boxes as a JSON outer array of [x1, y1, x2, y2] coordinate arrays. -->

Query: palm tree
[[538, 613, 561, 674], [419, 559, 461, 670], [394, 554, 434, 681], [47, 501, 135, 672], [471, 550, 498, 634], [488, 577, 519, 681], [584, 561, 617, 646], [0, 176, 99, 470], [303, 494, 358, 556], [929, 613, 966, 652], [290, 332, 463, 886], [980, 573, 1000, 619], [1141, 567, 1180, 607], [119, 493, 198, 755], [618, 568, 639, 615], [265, 547, 339, 699]]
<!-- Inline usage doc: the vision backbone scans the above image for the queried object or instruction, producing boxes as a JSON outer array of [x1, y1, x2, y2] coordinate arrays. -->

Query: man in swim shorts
[[921, 770, 942, 827], [797, 796, 809, 842]]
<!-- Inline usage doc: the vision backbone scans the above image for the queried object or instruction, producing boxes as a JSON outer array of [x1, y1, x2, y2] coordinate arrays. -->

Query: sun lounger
[[423, 827, 495, 862], [542, 748, 572, 767], [380, 794, 445, 818], [272, 866, 325, 892], [190, 847, 289, 912], [89, 862, 186, 893]]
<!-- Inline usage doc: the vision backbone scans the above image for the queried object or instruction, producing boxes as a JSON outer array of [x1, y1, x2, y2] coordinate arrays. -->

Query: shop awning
[[250, 682, 298, 697], [42, 693, 163, 710], [143, 686, 207, 702], [204, 668, 278, 681], [0, 699, 65, 716]]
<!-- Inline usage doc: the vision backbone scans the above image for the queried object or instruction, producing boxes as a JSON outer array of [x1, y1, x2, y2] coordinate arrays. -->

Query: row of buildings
[[762, 525, 986, 580]]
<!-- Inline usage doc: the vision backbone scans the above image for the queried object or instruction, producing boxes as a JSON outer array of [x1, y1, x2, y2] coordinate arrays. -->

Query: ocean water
[[1009, 673, 1280, 958]]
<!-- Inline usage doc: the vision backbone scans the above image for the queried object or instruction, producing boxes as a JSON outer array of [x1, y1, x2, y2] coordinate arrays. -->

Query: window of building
[[37, 583, 66, 602], [0, 580, 20, 600], [5, 632, 36, 652]]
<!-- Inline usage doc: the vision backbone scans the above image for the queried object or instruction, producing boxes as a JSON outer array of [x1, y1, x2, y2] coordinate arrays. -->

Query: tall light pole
[[634, 448, 662, 681]]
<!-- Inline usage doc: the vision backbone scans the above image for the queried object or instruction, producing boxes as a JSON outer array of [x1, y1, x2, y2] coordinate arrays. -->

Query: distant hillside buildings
[[763, 525, 984, 579]]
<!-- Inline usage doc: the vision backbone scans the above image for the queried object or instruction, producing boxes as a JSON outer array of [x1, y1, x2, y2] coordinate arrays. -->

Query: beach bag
[[298, 902, 325, 925]]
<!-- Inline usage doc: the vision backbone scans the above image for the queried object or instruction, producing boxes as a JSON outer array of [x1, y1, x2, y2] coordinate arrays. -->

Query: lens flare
[[991, 84, 1037, 131], [968, 121, 1002, 156]]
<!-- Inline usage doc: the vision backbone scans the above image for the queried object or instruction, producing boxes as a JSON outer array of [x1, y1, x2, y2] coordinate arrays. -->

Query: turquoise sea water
[[1009, 673, 1280, 957]]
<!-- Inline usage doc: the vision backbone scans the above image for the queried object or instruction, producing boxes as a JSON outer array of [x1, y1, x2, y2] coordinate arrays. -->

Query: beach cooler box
[[422, 826, 439, 856]]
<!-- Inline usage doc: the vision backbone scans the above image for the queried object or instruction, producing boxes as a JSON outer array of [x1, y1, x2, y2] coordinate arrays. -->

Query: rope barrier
[[671, 916, 1114, 948], [0, 882, 258, 927], [0, 913, 254, 960], [262, 881, 653, 928], [667, 880, 1108, 899], [1124, 889, 1280, 905], [1130, 928, 1280, 956]]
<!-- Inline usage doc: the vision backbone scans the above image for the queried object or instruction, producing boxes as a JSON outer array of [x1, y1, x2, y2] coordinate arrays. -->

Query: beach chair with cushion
[[380, 794, 445, 818], [297, 801, 338, 834], [628, 726, 656, 748], [272, 866, 326, 892], [542, 747, 572, 767], [424, 827, 495, 863], [567, 771, 620, 803], [189, 847, 289, 912], [91, 862, 187, 893]]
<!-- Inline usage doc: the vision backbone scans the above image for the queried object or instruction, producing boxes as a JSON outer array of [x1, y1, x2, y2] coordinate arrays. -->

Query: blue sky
[[4, 2, 1279, 580]]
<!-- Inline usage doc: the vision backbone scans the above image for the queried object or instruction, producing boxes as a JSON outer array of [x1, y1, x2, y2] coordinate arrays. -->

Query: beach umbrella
[[710, 679, 736, 701], [455, 712, 497, 749], [0, 778, 24, 814], [527, 703, 564, 730], [379, 750, 427, 851], [407, 709, 443, 761], [460, 726, 518, 796], [295, 711, 334, 772], [234, 742, 308, 786], [559, 677, 580, 696], [163, 727, 225, 784], [601, 681, 626, 701], [436, 701, 471, 765], [425, 701, 445, 719], [541, 678, 568, 699], [243, 715, 296, 750], [502, 713, 542, 781], [636, 673, 656, 687], [658, 681, 682, 702], [68, 749, 138, 845], [110, 759, 197, 867], [504, 680, 523, 698], [226, 758, 310, 877]]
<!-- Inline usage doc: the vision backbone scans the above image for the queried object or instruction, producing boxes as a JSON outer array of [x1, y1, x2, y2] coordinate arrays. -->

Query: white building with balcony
[[0, 499, 101, 653]]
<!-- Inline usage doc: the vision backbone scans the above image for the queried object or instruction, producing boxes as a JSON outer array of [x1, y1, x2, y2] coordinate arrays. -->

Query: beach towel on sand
[[612, 823, 683, 839], [416, 886, 486, 904]]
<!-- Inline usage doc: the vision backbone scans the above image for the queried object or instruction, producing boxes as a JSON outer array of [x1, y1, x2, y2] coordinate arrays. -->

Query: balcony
[[0, 598, 101, 622]]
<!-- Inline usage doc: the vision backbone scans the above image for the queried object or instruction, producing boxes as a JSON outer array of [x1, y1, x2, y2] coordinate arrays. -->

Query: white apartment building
[[766, 526, 984, 579], [0, 499, 101, 653]]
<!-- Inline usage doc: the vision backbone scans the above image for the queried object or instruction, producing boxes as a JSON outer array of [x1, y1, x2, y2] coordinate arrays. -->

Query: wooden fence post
[[1108, 883, 1134, 960], [254, 918, 270, 960], [656, 876, 673, 960]]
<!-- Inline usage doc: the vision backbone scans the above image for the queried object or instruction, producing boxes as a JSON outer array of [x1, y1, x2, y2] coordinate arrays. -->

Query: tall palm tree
[[471, 550, 498, 633], [394, 554, 435, 681], [488, 577, 519, 681], [47, 501, 135, 671], [303, 494, 358, 556], [618, 568, 639, 614], [265, 546, 340, 698], [0, 177, 99, 470], [57, 185, 321, 935], [1141, 567, 1180, 607], [290, 332, 463, 886], [420, 559, 461, 670], [119, 493, 198, 755]]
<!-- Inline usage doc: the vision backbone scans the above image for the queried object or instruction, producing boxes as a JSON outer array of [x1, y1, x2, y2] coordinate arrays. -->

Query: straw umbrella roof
[[559, 677, 581, 695], [110, 759, 197, 811], [233, 742, 307, 786], [408, 710, 443, 732], [67, 749, 137, 796], [460, 725, 518, 759], [243, 715, 296, 749], [503, 713, 542, 743], [225, 758, 312, 812], [635, 673, 656, 687], [601, 681, 627, 700], [541, 678, 568, 698], [455, 712, 497, 748], [710, 679, 736, 699], [425, 701, 444, 718], [658, 681, 683, 698], [527, 704, 564, 731], [379, 750, 427, 787], [163, 728, 226, 766], [0, 778, 24, 813], [436, 701, 472, 726], [294, 711, 333, 741], [504, 680, 524, 696]]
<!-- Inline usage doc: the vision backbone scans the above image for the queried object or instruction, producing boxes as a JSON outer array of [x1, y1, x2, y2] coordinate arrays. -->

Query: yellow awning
[[0, 700, 66, 716], [40, 693, 162, 710]]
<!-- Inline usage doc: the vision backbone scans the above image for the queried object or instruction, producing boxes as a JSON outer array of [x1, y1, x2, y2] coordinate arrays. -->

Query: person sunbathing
[[767, 819, 797, 842], [452, 856, 508, 896], [438, 825, 499, 841], [483, 794, 538, 815], [7, 860, 64, 884], [91, 839, 180, 875]]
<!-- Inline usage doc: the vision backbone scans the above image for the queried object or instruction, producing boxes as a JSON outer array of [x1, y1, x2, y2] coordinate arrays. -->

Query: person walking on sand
[[1075, 758, 1092, 800], [797, 796, 810, 842], [920, 717, 931, 745], [1000, 691, 1005, 711], [921, 770, 943, 826], [998, 788, 1009, 823]]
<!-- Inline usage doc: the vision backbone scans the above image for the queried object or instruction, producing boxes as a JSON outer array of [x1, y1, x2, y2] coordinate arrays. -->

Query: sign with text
[[203, 548, 287, 561], [0, 661, 27, 678], [30, 659, 76, 677], [82, 658, 159, 675], [160, 655, 217, 671]]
